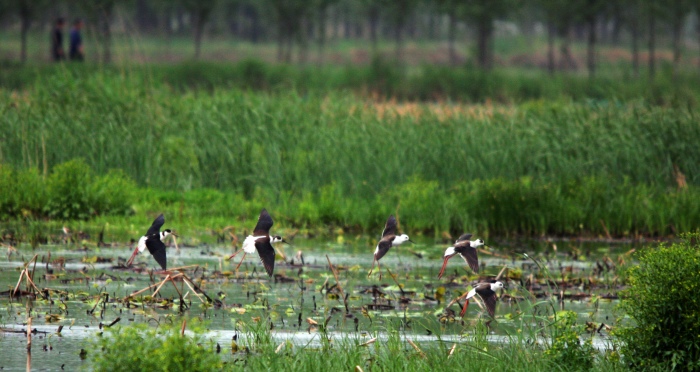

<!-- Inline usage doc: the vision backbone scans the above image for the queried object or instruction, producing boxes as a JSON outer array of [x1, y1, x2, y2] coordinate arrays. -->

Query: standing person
[[69, 19, 84, 61], [51, 17, 65, 61]]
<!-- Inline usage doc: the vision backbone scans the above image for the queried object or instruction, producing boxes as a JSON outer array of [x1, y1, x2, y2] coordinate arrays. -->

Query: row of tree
[[2, 0, 698, 78]]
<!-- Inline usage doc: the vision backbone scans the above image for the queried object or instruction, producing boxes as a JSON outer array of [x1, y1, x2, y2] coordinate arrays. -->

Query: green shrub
[[0, 165, 48, 220], [90, 322, 223, 372], [544, 311, 596, 371], [46, 159, 94, 219], [89, 169, 136, 216], [617, 234, 700, 370], [0, 160, 135, 221]]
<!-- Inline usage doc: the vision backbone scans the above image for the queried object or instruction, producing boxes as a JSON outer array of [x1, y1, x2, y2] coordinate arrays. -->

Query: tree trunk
[[631, 17, 639, 78], [547, 22, 555, 74], [250, 6, 259, 43], [298, 17, 309, 65], [672, 17, 682, 78], [586, 15, 596, 79], [559, 27, 577, 70], [476, 18, 492, 70], [100, 4, 113, 64], [317, 7, 326, 66], [448, 13, 456, 66], [277, 30, 284, 62], [20, 14, 30, 63], [369, 6, 379, 55], [427, 12, 435, 40], [648, 10, 655, 79], [394, 20, 403, 62], [194, 16, 204, 59]]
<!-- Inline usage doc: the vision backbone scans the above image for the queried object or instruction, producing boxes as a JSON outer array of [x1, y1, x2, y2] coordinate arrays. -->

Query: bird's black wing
[[145, 236, 167, 270], [477, 288, 497, 318], [381, 215, 397, 237], [374, 237, 393, 261], [146, 214, 165, 236], [460, 248, 480, 273], [455, 233, 473, 243], [255, 238, 276, 277], [253, 209, 274, 236]]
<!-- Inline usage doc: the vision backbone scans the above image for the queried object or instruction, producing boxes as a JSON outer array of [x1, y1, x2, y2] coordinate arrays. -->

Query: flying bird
[[368, 215, 412, 277], [460, 280, 504, 318], [438, 233, 484, 278], [228, 209, 286, 277], [127, 214, 174, 270]]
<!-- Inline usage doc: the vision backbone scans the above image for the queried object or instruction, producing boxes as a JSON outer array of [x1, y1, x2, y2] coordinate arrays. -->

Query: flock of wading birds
[[127, 209, 505, 319]]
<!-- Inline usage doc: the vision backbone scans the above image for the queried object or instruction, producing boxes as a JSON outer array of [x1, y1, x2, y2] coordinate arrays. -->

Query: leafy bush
[[544, 310, 596, 370], [89, 169, 136, 216], [617, 234, 700, 370], [0, 160, 134, 221], [0, 165, 47, 219], [46, 159, 95, 219], [90, 322, 223, 372]]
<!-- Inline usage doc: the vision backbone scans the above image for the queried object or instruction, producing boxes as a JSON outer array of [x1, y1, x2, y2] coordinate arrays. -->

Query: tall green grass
[[2, 68, 700, 236], [2, 60, 700, 104]]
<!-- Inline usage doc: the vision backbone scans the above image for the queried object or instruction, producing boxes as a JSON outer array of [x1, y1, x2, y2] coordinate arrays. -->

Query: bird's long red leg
[[460, 299, 470, 317], [126, 247, 139, 267], [234, 252, 247, 273], [227, 248, 242, 261], [367, 258, 377, 277], [437, 256, 453, 279]]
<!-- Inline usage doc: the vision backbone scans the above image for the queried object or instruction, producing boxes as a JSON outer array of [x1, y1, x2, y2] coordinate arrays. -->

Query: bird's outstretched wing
[[455, 233, 473, 243], [145, 237, 167, 270], [475, 286, 498, 318], [255, 238, 276, 277], [146, 214, 165, 236], [374, 238, 393, 261], [382, 215, 397, 237], [253, 209, 274, 236], [461, 249, 480, 273]]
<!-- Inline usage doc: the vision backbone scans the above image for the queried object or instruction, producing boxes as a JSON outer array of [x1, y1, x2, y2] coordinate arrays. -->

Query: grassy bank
[[1, 60, 699, 104], [2, 67, 700, 237]]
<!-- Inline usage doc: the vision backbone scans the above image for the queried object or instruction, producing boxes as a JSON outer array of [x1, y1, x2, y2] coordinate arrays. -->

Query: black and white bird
[[438, 233, 484, 278], [460, 280, 504, 318], [127, 214, 173, 270], [228, 209, 286, 277], [368, 215, 412, 277]]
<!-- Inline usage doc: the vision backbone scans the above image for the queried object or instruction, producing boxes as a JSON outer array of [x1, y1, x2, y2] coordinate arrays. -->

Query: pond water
[[0, 237, 642, 370]]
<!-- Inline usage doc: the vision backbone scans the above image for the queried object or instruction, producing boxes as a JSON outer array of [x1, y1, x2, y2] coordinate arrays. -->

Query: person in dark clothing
[[51, 17, 65, 61], [69, 19, 84, 61]]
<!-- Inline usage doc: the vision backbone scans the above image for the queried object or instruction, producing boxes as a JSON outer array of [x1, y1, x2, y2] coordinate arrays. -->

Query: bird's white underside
[[243, 235, 266, 254], [137, 236, 147, 253]]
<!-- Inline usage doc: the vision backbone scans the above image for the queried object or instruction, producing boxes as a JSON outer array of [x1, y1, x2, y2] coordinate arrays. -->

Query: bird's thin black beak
[[408, 239, 415, 244], [282, 239, 293, 246]]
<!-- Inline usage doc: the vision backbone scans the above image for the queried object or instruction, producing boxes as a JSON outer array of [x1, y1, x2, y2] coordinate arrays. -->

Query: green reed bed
[[2, 69, 700, 237], [2, 60, 700, 104]]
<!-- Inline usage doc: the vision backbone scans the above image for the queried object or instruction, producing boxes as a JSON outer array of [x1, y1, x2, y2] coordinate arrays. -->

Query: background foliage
[[618, 233, 700, 370]]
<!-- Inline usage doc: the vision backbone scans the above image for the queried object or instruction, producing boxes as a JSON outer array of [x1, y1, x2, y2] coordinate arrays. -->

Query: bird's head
[[396, 234, 412, 244], [491, 281, 504, 291], [161, 229, 175, 239], [443, 246, 456, 257], [470, 238, 484, 248], [271, 235, 290, 245]]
